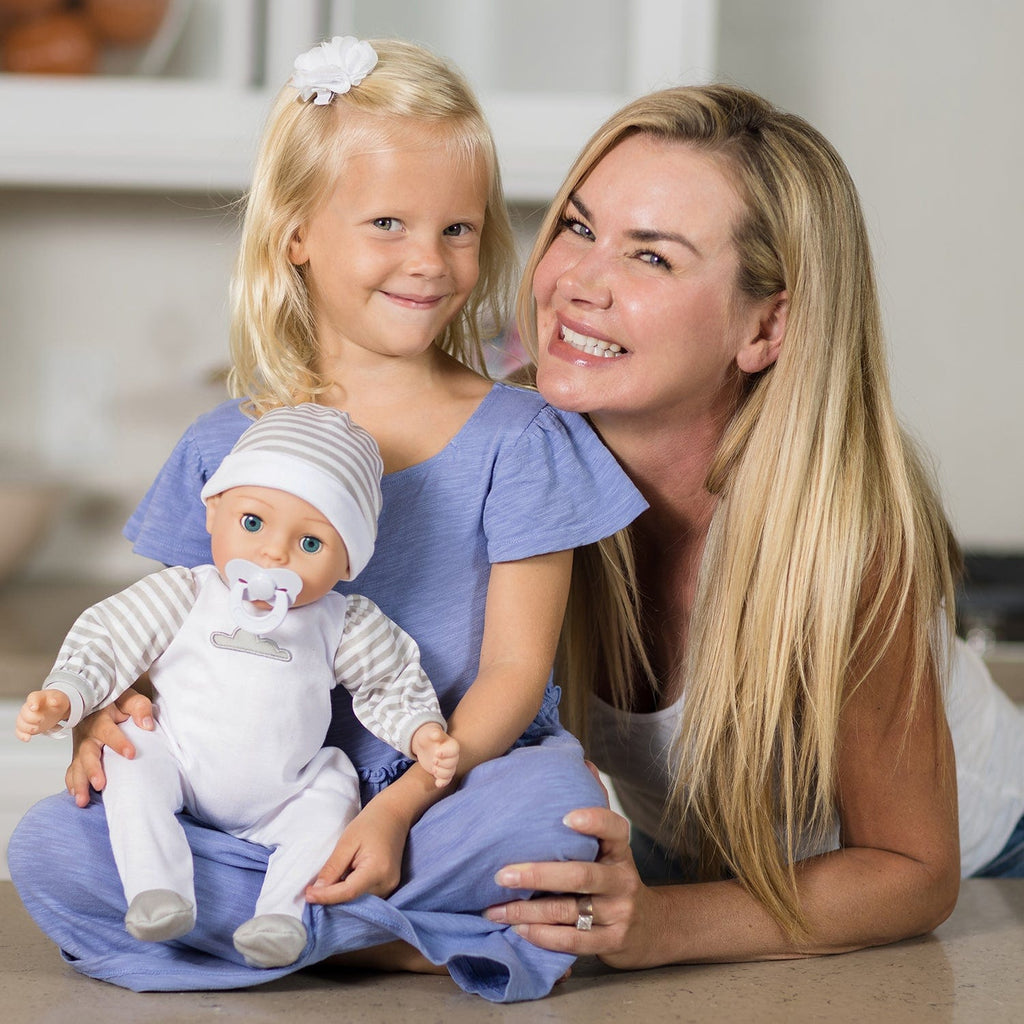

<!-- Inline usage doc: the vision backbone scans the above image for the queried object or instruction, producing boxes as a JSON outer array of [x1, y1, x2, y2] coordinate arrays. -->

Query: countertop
[[1, 880, 1022, 1023]]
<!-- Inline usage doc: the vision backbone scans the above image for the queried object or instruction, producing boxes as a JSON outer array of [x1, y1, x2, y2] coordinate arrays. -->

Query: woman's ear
[[287, 228, 308, 267], [737, 291, 788, 374]]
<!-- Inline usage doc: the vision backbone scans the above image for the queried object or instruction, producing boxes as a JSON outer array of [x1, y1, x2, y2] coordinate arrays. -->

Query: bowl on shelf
[[0, 480, 61, 585], [0, 0, 190, 77]]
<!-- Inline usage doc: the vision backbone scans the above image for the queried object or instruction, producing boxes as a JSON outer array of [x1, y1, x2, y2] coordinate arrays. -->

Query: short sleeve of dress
[[123, 401, 250, 569], [483, 403, 647, 563]]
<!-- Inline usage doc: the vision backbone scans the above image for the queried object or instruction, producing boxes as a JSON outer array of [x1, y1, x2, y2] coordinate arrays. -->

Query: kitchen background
[[1, 0, 1021, 577], [0, 1, 1021, 861]]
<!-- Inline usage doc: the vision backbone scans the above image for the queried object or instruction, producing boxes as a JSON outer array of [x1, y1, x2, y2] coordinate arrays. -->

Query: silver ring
[[575, 897, 594, 931]]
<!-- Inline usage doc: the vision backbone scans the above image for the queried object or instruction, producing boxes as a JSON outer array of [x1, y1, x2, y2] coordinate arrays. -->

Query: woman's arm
[[307, 549, 573, 904], [485, 609, 960, 966]]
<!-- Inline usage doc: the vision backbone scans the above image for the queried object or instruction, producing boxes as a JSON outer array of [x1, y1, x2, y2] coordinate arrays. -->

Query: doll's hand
[[15, 690, 71, 742], [410, 722, 460, 788], [65, 688, 155, 807], [306, 797, 408, 904]]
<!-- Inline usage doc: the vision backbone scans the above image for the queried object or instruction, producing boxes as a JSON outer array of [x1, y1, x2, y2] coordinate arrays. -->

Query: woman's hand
[[306, 796, 409, 905], [64, 688, 155, 807], [484, 805, 665, 969]]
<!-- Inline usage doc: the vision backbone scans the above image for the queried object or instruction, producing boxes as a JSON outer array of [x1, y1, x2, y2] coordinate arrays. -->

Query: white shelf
[[0, 0, 717, 200], [0, 76, 268, 193], [0, 76, 628, 199]]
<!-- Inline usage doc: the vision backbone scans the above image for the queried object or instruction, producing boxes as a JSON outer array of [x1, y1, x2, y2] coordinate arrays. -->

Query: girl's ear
[[737, 291, 788, 374], [287, 228, 308, 267]]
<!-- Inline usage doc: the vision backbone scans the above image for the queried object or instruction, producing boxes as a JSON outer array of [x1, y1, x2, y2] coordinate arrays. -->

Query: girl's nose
[[406, 235, 446, 277]]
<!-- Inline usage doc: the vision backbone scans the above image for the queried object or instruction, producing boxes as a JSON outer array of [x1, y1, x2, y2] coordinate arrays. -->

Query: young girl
[[9, 37, 647, 1003]]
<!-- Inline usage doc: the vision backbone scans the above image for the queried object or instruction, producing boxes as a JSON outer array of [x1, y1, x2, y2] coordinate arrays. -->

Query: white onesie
[[44, 564, 445, 920]]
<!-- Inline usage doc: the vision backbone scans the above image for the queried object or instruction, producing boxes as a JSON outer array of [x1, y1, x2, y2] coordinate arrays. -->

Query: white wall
[[716, 0, 1024, 549], [0, 190, 238, 581]]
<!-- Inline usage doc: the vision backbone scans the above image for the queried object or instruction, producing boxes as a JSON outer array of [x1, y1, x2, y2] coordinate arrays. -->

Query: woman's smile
[[560, 325, 625, 358]]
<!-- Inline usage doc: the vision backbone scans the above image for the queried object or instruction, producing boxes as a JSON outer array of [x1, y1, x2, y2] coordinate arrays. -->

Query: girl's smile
[[288, 126, 488, 366]]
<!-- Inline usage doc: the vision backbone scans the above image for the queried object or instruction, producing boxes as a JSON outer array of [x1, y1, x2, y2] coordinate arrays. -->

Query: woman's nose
[[557, 251, 612, 309]]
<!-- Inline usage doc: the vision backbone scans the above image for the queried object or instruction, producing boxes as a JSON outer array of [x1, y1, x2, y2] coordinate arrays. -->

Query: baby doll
[[15, 403, 459, 969]]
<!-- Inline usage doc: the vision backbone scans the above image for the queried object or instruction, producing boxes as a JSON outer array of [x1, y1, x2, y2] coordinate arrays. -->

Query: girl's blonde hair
[[517, 84, 960, 936], [229, 38, 517, 410]]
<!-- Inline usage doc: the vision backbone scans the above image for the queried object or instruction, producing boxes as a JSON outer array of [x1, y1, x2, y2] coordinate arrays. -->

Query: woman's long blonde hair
[[229, 38, 517, 411], [517, 84, 959, 936]]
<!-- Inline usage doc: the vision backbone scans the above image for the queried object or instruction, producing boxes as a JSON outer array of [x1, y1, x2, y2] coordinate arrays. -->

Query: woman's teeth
[[562, 326, 624, 358]]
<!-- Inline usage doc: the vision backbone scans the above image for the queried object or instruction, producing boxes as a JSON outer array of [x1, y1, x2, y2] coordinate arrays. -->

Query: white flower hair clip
[[291, 35, 378, 105]]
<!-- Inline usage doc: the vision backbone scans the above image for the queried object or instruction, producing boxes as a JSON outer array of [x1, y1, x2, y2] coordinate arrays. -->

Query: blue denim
[[972, 813, 1024, 878], [9, 701, 603, 1003]]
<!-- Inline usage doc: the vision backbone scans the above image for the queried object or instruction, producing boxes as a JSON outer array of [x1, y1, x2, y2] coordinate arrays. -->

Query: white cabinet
[[0, 0, 716, 199]]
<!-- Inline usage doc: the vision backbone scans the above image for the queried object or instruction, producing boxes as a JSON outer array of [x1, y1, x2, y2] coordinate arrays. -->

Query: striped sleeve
[[43, 566, 198, 729], [333, 594, 446, 758]]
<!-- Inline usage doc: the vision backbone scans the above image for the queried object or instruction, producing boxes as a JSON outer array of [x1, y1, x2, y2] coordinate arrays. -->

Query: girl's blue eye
[[241, 514, 262, 533], [300, 536, 323, 554], [373, 217, 401, 231], [442, 223, 471, 237]]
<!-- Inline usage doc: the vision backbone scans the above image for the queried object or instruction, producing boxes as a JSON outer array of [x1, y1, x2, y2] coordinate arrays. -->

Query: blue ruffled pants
[[9, 720, 603, 1003]]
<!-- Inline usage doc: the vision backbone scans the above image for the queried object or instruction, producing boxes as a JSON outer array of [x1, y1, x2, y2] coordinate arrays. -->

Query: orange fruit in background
[[83, 0, 169, 46], [0, 0, 63, 14], [0, 10, 98, 74]]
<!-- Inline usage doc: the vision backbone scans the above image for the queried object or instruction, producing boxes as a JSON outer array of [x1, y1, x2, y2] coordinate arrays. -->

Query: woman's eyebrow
[[627, 227, 701, 257], [570, 191, 701, 256], [567, 192, 590, 220]]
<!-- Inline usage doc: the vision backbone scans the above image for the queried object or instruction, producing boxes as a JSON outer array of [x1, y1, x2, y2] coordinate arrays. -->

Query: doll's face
[[206, 485, 349, 607]]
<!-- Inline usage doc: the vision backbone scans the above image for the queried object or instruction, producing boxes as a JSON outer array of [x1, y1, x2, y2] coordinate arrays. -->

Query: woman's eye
[[241, 514, 263, 533], [300, 536, 323, 554], [560, 215, 593, 240], [442, 222, 472, 237], [372, 217, 402, 231], [637, 250, 673, 270]]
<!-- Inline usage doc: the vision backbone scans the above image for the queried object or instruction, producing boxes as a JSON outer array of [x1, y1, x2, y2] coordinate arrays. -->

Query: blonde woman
[[485, 84, 1024, 965]]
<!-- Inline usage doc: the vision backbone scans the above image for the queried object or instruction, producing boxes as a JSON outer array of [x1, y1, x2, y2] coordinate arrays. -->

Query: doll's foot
[[125, 889, 195, 942], [233, 914, 307, 968]]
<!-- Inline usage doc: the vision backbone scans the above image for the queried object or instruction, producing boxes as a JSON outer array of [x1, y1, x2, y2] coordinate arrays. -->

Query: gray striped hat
[[200, 404, 383, 580]]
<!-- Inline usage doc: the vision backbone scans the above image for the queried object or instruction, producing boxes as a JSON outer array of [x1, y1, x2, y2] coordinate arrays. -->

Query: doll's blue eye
[[300, 536, 323, 554], [241, 514, 263, 533]]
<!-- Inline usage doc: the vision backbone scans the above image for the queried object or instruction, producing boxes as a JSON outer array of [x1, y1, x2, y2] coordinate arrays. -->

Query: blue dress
[[9, 384, 648, 1002]]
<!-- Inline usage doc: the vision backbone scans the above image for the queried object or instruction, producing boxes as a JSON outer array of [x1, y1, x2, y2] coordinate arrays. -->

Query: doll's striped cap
[[200, 404, 383, 580]]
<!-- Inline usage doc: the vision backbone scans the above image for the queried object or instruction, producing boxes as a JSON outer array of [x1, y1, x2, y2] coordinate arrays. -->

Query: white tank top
[[585, 638, 1024, 874]]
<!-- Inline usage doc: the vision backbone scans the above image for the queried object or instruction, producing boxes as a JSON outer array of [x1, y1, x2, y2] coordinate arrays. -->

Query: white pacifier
[[225, 558, 304, 634]]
